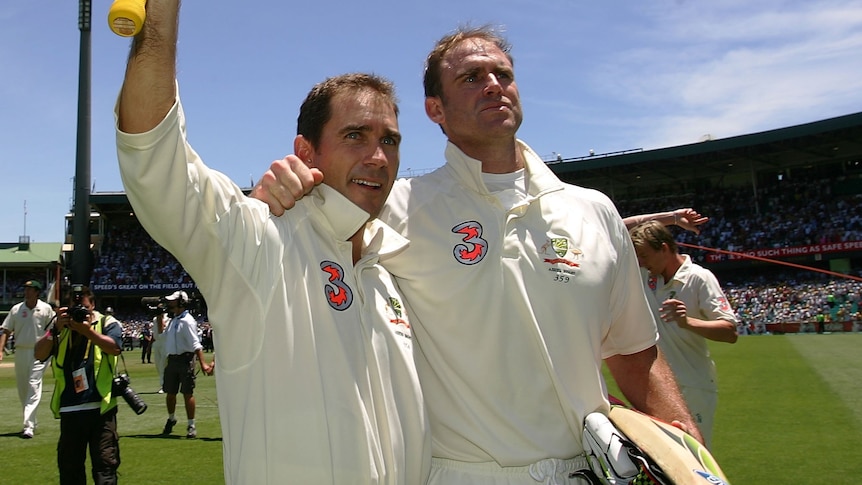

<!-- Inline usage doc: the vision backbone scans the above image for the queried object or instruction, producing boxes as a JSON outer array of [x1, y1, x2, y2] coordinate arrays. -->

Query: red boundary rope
[[678, 242, 862, 283]]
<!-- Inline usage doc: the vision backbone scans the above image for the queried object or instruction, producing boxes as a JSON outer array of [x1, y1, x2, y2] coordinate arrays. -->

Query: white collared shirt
[[117, 93, 429, 485], [379, 140, 658, 465]]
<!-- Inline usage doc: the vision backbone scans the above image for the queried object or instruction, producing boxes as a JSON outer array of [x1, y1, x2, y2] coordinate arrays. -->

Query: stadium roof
[[84, 113, 862, 210], [548, 111, 862, 196], [0, 242, 63, 268]]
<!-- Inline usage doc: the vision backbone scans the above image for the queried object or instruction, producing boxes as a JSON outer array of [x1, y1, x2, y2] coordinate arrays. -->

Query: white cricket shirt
[[2, 299, 55, 349], [379, 141, 659, 466], [117, 96, 430, 485], [646, 255, 738, 392]]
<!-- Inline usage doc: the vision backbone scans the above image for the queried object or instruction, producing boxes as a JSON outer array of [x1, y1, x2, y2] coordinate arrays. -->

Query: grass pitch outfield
[[2, 334, 861, 484], [605, 332, 862, 485], [0, 353, 223, 484]]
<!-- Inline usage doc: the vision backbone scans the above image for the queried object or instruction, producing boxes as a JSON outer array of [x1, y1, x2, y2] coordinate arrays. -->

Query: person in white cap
[[0, 280, 55, 438], [160, 290, 212, 439]]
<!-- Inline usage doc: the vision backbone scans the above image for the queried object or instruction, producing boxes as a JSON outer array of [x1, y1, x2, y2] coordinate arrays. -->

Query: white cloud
[[586, 1, 862, 148]]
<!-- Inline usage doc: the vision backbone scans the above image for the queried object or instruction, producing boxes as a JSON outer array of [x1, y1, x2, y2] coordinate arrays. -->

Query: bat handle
[[108, 0, 147, 37]]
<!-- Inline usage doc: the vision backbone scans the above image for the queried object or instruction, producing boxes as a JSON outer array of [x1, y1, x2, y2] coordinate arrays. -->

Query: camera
[[112, 374, 148, 415], [141, 296, 167, 317], [70, 284, 90, 323]]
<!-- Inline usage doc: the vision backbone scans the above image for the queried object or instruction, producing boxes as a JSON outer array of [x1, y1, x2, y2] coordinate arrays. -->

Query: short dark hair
[[297, 73, 399, 148], [423, 25, 513, 100]]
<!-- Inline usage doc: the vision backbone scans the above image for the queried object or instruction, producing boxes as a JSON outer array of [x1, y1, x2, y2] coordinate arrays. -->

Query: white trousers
[[680, 385, 718, 449], [14, 348, 47, 432], [152, 341, 167, 387], [428, 456, 591, 485]]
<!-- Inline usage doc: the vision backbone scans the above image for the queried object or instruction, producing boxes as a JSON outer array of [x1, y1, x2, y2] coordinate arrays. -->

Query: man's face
[[425, 37, 523, 147], [23, 287, 39, 301], [300, 89, 401, 219], [166, 300, 180, 314], [81, 296, 94, 311], [68, 294, 94, 310], [634, 244, 667, 277]]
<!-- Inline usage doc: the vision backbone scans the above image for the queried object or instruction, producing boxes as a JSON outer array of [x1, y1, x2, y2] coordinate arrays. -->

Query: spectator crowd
[[6, 174, 862, 336], [616, 174, 862, 333], [616, 176, 862, 264]]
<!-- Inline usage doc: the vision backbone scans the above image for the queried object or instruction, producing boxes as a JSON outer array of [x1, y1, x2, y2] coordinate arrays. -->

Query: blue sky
[[2, 0, 861, 244]]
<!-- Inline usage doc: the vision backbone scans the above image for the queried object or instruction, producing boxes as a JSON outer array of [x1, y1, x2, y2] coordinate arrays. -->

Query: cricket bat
[[607, 405, 730, 484], [108, 0, 147, 37]]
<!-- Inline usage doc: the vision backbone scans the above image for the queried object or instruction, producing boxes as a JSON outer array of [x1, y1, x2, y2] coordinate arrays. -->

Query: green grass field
[[0, 352, 223, 484], [2, 334, 861, 484], [604, 333, 862, 484]]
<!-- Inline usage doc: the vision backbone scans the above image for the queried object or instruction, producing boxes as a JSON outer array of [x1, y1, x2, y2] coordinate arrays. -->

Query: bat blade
[[608, 406, 730, 485]]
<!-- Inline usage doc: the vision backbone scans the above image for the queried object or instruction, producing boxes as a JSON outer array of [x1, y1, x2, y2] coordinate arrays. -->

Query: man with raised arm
[[115, 1, 429, 483]]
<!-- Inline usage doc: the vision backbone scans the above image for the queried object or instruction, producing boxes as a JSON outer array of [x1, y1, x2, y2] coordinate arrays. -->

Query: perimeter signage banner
[[91, 282, 197, 293], [705, 241, 862, 263]]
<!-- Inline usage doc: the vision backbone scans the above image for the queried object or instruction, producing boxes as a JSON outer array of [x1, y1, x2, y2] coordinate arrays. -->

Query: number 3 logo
[[452, 221, 487, 265], [320, 261, 353, 311]]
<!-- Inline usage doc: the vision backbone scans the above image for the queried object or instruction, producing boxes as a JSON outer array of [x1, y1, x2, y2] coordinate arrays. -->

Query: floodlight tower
[[71, 0, 92, 286]]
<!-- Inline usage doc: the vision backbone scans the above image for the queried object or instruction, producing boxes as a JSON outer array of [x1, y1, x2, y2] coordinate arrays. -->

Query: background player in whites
[[151, 307, 169, 393], [629, 220, 738, 447], [0, 280, 55, 438]]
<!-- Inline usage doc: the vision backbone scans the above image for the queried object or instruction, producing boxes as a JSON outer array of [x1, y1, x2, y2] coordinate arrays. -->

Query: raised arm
[[118, 0, 180, 134], [623, 208, 708, 234]]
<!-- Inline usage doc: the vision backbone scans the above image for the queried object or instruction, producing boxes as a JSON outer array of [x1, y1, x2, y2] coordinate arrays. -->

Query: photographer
[[35, 285, 123, 485]]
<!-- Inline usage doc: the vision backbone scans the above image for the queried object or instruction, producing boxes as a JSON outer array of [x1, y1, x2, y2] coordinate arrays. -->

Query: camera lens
[[113, 375, 147, 415], [70, 305, 90, 323]]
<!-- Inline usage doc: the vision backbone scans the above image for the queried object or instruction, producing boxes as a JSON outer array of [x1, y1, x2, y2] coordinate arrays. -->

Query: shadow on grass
[[122, 433, 222, 442]]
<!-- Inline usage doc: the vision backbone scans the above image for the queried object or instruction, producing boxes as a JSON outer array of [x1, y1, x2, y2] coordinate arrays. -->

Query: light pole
[[71, 0, 92, 286]]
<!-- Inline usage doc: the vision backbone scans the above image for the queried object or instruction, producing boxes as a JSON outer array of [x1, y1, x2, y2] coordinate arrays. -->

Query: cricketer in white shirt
[[117, 96, 429, 484]]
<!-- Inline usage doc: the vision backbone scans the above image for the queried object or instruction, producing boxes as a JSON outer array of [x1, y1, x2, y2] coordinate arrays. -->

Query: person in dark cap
[[0, 280, 55, 438]]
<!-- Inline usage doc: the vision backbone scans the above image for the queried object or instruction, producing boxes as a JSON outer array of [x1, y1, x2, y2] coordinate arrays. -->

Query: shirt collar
[[443, 139, 566, 197], [669, 254, 693, 284], [306, 183, 409, 259]]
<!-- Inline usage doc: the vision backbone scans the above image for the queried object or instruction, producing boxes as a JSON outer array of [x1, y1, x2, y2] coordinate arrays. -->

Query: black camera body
[[112, 374, 148, 415], [70, 284, 90, 323], [141, 296, 167, 317]]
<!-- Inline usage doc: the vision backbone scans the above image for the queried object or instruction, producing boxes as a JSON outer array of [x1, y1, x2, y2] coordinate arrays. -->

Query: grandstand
[[0, 239, 62, 320], [3, 112, 861, 331]]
